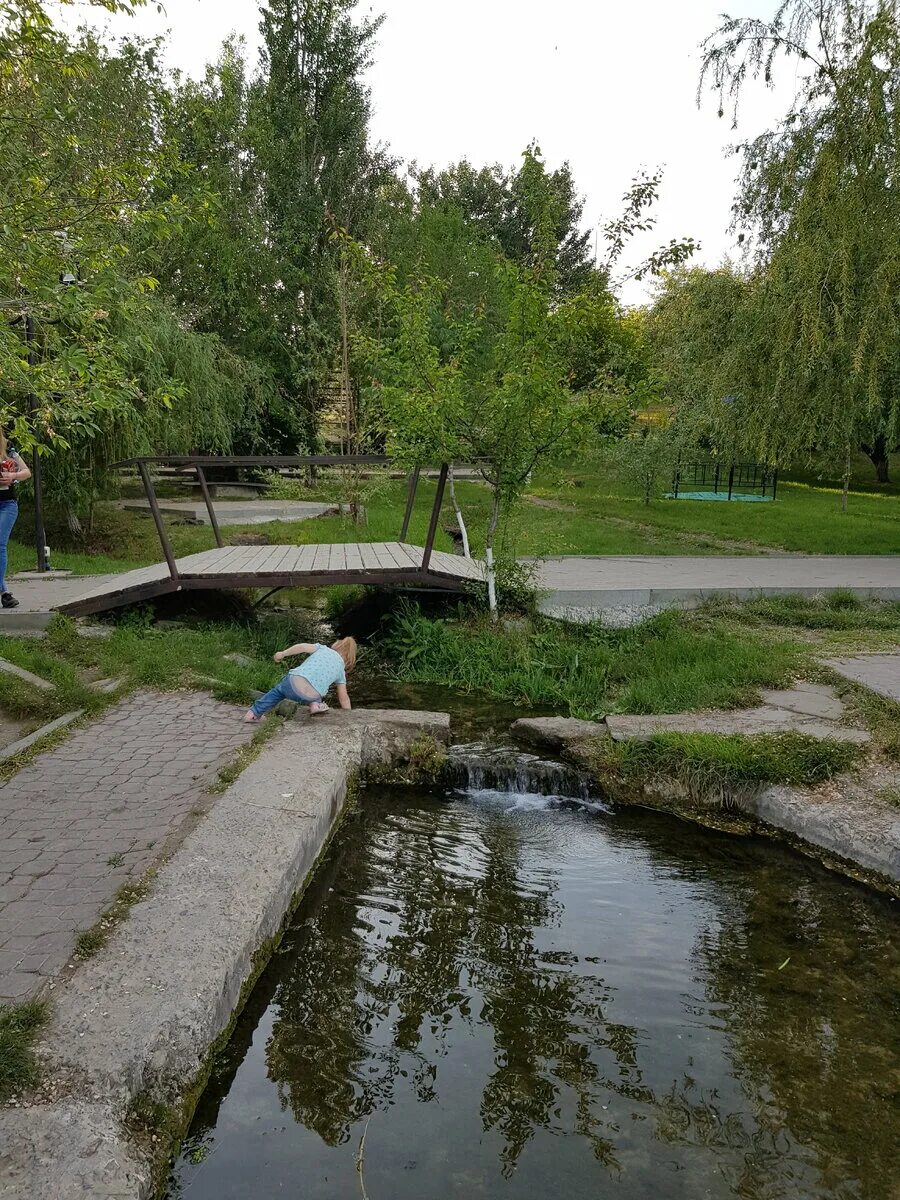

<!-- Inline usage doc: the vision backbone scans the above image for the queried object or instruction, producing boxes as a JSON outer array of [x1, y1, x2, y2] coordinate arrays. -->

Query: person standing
[[0, 433, 32, 610]]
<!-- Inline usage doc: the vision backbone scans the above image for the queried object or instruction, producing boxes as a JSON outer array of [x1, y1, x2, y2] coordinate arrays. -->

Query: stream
[[166, 746, 899, 1200]]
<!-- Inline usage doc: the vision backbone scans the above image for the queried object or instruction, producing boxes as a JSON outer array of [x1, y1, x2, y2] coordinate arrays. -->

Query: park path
[[532, 554, 900, 622], [0, 691, 253, 1002]]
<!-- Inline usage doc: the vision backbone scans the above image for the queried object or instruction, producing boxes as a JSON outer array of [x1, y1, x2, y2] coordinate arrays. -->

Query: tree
[[417, 147, 596, 297], [698, 0, 900, 488], [254, 0, 391, 448], [0, 3, 267, 520], [352, 169, 595, 614], [137, 39, 295, 451], [643, 265, 759, 456]]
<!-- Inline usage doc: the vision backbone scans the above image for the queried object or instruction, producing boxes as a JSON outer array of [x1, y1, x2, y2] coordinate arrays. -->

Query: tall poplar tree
[[255, 0, 389, 446]]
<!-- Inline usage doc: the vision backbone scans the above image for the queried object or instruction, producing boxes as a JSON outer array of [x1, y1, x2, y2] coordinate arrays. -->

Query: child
[[244, 637, 357, 723]]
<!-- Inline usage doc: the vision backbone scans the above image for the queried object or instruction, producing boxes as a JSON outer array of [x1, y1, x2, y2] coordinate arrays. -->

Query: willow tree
[[699, 0, 900, 489], [0, 2, 267, 525]]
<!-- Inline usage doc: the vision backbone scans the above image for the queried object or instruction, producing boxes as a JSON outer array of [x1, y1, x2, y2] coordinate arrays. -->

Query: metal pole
[[421, 464, 448, 572], [727, 463, 735, 501], [24, 314, 48, 573], [138, 461, 179, 581], [195, 465, 223, 549], [399, 466, 420, 542], [714, 462, 720, 494]]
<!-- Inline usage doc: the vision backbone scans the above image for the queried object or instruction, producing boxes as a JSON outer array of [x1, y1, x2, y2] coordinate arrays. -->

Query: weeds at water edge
[[0, 1000, 49, 1103]]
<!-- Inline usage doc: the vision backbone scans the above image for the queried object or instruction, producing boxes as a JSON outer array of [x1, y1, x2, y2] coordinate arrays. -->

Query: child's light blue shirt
[[289, 644, 346, 696]]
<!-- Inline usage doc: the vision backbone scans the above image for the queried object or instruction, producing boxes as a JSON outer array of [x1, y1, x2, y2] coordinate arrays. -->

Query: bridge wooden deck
[[58, 542, 484, 617]]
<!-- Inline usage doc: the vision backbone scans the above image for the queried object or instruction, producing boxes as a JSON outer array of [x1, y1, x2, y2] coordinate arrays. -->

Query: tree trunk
[[485, 487, 501, 618], [448, 467, 471, 559], [841, 448, 851, 514], [862, 433, 891, 484]]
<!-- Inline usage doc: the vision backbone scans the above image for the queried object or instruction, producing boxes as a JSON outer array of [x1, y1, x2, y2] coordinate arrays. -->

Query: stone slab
[[745, 771, 900, 883], [0, 658, 53, 691], [822, 654, 900, 704], [758, 681, 846, 721], [0, 709, 85, 763], [510, 716, 606, 753], [605, 709, 869, 744], [0, 709, 449, 1200]]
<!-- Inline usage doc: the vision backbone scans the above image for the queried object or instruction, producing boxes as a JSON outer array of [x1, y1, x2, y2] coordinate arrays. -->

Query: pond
[[167, 777, 899, 1200]]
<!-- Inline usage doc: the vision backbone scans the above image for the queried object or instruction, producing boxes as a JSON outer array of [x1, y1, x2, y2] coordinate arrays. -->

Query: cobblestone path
[[0, 691, 253, 1001]]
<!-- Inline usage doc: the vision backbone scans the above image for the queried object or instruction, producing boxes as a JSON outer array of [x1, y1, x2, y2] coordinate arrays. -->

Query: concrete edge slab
[[0, 710, 85, 762], [0, 657, 53, 690]]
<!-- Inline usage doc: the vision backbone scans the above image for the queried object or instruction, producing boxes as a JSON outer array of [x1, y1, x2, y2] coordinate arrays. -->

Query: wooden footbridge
[[60, 456, 483, 617]]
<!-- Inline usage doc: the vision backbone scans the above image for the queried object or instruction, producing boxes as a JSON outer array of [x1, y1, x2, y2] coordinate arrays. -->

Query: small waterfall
[[446, 743, 609, 813]]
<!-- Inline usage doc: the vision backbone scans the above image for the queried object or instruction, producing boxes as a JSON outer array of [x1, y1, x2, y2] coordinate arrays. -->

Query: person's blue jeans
[[250, 675, 321, 717], [0, 501, 18, 593]]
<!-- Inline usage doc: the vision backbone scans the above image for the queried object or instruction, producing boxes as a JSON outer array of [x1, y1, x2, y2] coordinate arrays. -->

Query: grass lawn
[[521, 450, 900, 556], [5, 447, 898, 579]]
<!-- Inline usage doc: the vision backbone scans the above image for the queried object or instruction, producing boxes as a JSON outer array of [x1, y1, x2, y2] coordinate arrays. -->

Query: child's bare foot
[[243, 711, 261, 723], [308, 701, 329, 715]]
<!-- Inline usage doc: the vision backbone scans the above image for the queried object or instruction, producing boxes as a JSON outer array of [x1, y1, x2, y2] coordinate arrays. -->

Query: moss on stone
[[364, 734, 448, 786]]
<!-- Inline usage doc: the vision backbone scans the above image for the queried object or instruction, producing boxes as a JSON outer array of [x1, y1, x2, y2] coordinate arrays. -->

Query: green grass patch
[[74, 875, 154, 959], [382, 605, 804, 720], [716, 591, 900, 631], [209, 721, 281, 795], [0, 1000, 49, 1102], [591, 731, 863, 799], [829, 681, 900, 762]]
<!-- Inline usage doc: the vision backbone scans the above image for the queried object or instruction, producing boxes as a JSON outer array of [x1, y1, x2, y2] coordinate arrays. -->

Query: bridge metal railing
[[111, 455, 452, 583]]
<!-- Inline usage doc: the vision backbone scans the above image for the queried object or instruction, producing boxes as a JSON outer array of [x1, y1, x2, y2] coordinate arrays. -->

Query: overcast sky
[[76, 0, 795, 304]]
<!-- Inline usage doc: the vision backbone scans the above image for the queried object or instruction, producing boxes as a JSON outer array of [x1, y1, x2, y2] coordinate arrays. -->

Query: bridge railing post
[[195, 465, 224, 548], [138, 460, 179, 582], [399, 466, 420, 542], [421, 463, 448, 572]]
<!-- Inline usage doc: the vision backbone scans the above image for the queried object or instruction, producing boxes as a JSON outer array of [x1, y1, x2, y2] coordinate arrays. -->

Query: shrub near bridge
[[382, 605, 803, 721]]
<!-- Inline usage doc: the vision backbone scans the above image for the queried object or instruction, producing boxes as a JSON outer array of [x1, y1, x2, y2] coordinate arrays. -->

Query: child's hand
[[273, 651, 284, 663]]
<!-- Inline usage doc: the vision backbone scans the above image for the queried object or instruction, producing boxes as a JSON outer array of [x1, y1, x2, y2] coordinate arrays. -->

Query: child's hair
[[331, 636, 357, 673], [0, 430, 7, 459]]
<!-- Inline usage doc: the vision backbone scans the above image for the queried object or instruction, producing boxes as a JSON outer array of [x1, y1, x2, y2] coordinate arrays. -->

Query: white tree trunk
[[448, 467, 471, 559], [485, 487, 501, 618]]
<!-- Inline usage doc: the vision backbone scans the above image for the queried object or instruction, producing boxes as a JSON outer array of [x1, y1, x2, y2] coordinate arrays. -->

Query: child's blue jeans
[[250, 675, 321, 717]]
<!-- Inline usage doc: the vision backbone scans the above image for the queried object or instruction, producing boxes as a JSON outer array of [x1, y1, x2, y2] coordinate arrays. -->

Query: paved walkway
[[823, 654, 900, 703], [531, 555, 900, 623], [1, 573, 121, 633], [109, 498, 341, 526], [0, 691, 253, 1002]]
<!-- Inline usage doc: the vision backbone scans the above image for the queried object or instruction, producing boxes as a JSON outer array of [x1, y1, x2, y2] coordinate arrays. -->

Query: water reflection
[[170, 791, 899, 1200]]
